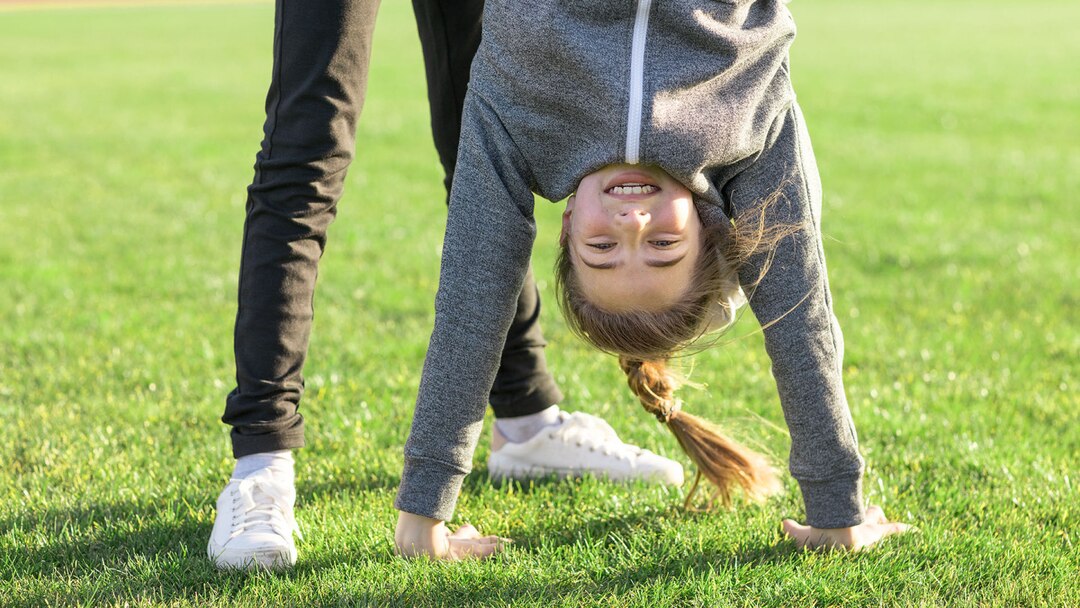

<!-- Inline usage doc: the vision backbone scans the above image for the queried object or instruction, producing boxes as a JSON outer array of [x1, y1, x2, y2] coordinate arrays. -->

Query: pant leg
[[223, 0, 382, 458], [412, 0, 563, 417]]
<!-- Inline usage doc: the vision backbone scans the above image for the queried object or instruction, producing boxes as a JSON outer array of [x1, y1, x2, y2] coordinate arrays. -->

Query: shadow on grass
[[294, 461, 647, 502], [291, 507, 798, 606], [4, 472, 798, 606], [3, 498, 231, 605], [292, 470, 799, 605]]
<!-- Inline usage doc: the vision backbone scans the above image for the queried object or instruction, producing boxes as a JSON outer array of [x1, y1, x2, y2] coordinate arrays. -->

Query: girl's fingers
[[859, 521, 912, 551], [781, 519, 810, 548], [449, 523, 480, 540], [865, 505, 888, 525], [453, 542, 499, 559], [883, 522, 913, 536], [447, 536, 509, 560], [444, 523, 511, 560], [469, 534, 511, 545]]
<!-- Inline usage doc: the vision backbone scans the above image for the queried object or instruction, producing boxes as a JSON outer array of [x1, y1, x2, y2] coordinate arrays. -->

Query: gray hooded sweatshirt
[[395, 0, 866, 529]]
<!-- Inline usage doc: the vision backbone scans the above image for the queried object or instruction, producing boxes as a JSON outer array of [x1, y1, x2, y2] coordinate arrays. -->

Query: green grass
[[1, 0, 1077, 605]]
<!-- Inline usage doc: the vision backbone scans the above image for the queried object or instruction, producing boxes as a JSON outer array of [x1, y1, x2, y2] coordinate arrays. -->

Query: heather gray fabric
[[395, 0, 866, 529], [223, 0, 565, 461]]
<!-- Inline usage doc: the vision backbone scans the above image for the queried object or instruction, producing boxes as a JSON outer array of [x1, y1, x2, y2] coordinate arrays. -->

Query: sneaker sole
[[208, 544, 297, 571], [487, 458, 582, 482]]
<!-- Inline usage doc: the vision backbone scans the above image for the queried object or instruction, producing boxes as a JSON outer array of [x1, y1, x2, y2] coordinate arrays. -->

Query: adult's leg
[[412, 0, 563, 418], [223, 0, 383, 458]]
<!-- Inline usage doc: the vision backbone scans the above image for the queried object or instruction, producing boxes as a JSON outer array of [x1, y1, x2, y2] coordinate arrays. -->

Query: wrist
[[395, 510, 448, 558], [396, 510, 443, 530]]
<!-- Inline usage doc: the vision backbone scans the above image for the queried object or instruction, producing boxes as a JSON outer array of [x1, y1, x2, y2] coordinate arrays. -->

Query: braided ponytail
[[619, 357, 782, 508]]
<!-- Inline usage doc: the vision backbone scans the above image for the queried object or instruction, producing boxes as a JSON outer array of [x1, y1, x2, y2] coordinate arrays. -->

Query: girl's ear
[[560, 195, 575, 247]]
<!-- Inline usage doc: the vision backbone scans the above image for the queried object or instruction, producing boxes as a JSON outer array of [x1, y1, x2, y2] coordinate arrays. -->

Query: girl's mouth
[[606, 183, 659, 195]]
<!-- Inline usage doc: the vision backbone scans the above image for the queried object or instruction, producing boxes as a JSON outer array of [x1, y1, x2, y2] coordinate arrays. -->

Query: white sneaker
[[487, 411, 684, 486], [207, 468, 301, 570]]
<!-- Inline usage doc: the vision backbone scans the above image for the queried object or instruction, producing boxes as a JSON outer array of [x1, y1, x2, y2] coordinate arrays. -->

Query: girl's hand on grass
[[782, 505, 912, 551], [395, 511, 509, 560]]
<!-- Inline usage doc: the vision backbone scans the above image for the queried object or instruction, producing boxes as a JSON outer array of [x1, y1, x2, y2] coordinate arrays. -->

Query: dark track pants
[[223, 0, 562, 458]]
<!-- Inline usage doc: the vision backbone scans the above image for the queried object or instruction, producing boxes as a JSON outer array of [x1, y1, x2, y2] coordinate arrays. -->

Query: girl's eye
[[651, 240, 677, 248], [588, 243, 615, 251]]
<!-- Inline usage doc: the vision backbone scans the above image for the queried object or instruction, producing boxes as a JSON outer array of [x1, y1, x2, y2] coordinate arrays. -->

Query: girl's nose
[[616, 208, 649, 232]]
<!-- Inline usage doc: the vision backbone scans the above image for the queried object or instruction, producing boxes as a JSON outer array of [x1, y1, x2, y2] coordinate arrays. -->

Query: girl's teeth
[[610, 184, 656, 195]]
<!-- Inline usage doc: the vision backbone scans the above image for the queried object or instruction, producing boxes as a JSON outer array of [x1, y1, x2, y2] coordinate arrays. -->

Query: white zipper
[[625, 0, 653, 165]]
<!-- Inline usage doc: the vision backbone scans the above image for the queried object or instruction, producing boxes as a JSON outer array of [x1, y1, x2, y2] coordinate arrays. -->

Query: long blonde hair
[[619, 357, 782, 508], [554, 197, 798, 507]]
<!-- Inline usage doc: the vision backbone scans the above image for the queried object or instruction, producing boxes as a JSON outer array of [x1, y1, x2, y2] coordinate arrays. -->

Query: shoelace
[[228, 474, 302, 542], [552, 412, 647, 460]]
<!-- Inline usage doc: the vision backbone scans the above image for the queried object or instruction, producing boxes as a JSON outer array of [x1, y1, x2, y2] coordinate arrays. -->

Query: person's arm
[[726, 106, 864, 529], [728, 105, 908, 550], [393, 92, 536, 551]]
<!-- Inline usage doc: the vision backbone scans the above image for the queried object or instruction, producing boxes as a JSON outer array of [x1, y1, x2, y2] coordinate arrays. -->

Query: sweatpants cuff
[[230, 426, 306, 459], [489, 381, 564, 418], [395, 456, 468, 522]]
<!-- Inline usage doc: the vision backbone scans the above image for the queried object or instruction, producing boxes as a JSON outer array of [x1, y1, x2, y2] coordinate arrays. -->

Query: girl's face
[[561, 164, 703, 312]]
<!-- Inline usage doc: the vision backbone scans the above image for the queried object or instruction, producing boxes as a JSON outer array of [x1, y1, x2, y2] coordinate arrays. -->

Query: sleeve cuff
[[798, 476, 865, 529], [394, 456, 467, 522]]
